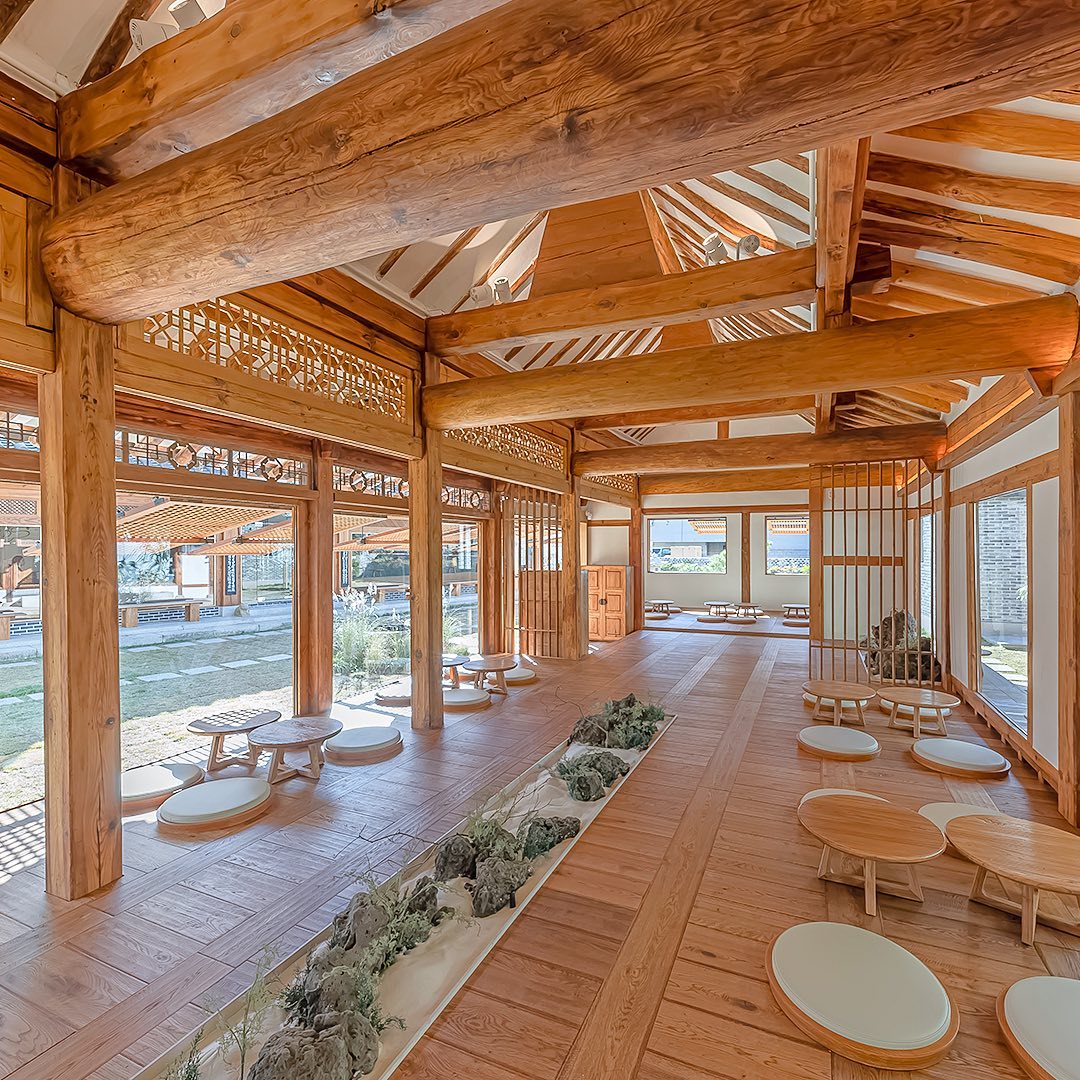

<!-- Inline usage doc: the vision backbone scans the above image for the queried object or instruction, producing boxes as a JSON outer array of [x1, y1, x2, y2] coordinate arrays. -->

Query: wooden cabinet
[[586, 564, 629, 641]]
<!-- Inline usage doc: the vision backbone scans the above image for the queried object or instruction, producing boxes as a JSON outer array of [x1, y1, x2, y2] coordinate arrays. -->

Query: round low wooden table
[[879, 686, 959, 738], [784, 603, 810, 619], [248, 715, 343, 784], [704, 601, 734, 618], [462, 654, 517, 694], [735, 601, 764, 618], [802, 679, 876, 726], [798, 794, 946, 916], [186, 708, 282, 771], [441, 653, 470, 689], [946, 814, 1080, 946], [648, 600, 675, 618]]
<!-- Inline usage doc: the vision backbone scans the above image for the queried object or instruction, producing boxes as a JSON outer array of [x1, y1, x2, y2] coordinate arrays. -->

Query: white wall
[[584, 500, 630, 566]]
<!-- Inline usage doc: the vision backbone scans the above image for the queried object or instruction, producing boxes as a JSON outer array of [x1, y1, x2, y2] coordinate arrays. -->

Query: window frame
[[763, 513, 811, 577], [646, 515, 729, 575]]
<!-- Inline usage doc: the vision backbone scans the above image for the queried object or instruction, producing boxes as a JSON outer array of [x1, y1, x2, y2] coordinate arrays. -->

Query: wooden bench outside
[[119, 598, 205, 628], [0, 612, 39, 640]]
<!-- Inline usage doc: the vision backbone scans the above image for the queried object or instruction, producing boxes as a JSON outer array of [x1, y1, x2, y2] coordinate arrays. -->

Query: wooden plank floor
[[393, 632, 1080, 1080], [0, 631, 1075, 1079]]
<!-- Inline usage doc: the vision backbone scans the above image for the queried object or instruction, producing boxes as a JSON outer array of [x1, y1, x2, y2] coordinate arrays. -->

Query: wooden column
[[40, 304, 122, 900], [940, 471, 952, 686], [409, 355, 444, 729], [809, 478, 824, 646], [559, 479, 585, 659], [479, 505, 505, 654], [741, 512, 752, 603], [629, 507, 643, 633], [294, 444, 334, 715], [1059, 392, 1080, 825]]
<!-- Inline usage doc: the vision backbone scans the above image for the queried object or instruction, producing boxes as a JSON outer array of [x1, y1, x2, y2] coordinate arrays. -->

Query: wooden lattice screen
[[502, 484, 566, 657], [809, 461, 942, 688]]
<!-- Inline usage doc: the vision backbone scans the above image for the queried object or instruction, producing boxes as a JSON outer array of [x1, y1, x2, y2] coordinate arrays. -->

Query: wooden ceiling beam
[[892, 106, 1080, 160], [0, 0, 32, 43], [639, 467, 811, 494], [575, 395, 821, 432], [62, 0, 516, 180], [421, 296, 1078, 430], [695, 174, 809, 232], [890, 259, 1042, 306], [426, 246, 816, 354], [573, 422, 947, 475], [867, 152, 1080, 219], [671, 181, 785, 251], [45, 0, 1080, 323], [733, 165, 810, 212]]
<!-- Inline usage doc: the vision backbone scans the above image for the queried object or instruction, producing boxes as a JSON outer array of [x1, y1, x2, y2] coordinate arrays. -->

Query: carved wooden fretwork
[[443, 425, 566, 474], [333, 464, 492, 513], [589, 472, 637, 494], [143, 298, 409, 423]]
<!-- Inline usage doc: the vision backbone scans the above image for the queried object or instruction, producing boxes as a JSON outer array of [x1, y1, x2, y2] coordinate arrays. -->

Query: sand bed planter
[[324, 726, 404, 765], [998, 976, 1080, 1080], [137, 703, 675, 1080], [910, 738, 1010, 778], [121, 761, 204, 810], [156, 776, 272, 831], [767, 922, 959, 1069]]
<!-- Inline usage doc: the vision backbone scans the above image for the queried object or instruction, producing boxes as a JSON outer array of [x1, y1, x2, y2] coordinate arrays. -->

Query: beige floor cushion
[[443, 686, 491, 710], [911, 738, 1009, 776], [374, 678, 412, 706], [158, 776, 271, 826], [880, 702, 952, 719], [324, 726, 403, 761], [918, 801, 1003, 832], [501, 665, 537, 684], [797, 726, 880, 760], [999, 976, 1080, 1080], [122, 762, 203, 804], [770, 922, 954, 1052], [799, 788, 886, 807]]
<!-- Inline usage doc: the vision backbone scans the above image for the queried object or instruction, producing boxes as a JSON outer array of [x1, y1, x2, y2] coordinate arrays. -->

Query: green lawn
[[0, 627, 294, 811]]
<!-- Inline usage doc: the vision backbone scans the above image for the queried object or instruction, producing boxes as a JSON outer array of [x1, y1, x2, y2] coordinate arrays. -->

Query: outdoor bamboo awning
[[336, 522, 473, 551], [115, 501, 271, 543], [688, 519, 727, 535]]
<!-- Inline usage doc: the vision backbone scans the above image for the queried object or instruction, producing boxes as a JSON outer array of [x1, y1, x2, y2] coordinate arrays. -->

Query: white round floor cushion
[[1001, 976, 1080, 1080], [501, 665, 537, 684], [158, 777, 271, 825], [881, 702, 952, 719], [122, 762, 203, 802], [443, 686, 490, 708], [374, 678, 412, 704], [325, 726, 403, 754], [912, 738, 1008, 775], [799, 788, 886, 807], [771, 922, 953, 1052], [797, 726, 879, 757], [918, 801, 1003, 832]]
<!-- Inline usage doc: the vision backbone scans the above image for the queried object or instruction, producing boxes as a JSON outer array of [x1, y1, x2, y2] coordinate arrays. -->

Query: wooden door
[[585, 565, 627, 641]]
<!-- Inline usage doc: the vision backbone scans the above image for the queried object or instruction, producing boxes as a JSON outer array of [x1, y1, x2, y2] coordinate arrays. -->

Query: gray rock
[[316, 1010, 379, 1077], [405, 875, 440, 921], [328, 893, 389, 956], [569, 713, 610, 746], [565, 768, 605, 802], [517, 816, 581, 859], [246, 1024, 350, 1080], [470, 857, 531, 917], [572, 750, 630, 785], [433, 834, 477, 881]]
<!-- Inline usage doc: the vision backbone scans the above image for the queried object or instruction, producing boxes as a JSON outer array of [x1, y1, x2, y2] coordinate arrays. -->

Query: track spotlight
[[492, 277, 513, 304], [703, 232, 730, 266], [736, 234, 762, 259], [469, 283, 495, 308]]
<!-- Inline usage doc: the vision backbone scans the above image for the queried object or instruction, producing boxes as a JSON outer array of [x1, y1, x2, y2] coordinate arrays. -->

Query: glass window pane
[[648, 517, 727, 573], [0, 482, 44, 812], [116, 496, 295, 776], [976, 490, 1028, 733], [765, 515, 810, 575]]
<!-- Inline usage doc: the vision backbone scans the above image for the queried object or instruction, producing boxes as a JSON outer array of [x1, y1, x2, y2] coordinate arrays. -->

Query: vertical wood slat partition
[[810, 461, 940, 688], [503, 483, 566, 657]]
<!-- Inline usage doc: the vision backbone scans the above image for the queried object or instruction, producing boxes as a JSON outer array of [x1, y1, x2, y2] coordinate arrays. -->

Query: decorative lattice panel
[[444, 425, 566, 474], [332, 466, 492, 514], [589, 473, 636, 494], [143, 298, 409, 424], [117, 430, 309, 486]]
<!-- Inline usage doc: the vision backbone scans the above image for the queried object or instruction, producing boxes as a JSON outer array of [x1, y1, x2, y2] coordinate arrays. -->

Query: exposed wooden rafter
[[44, 0, 1080, 323], [422, 296, 1079, 429]]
